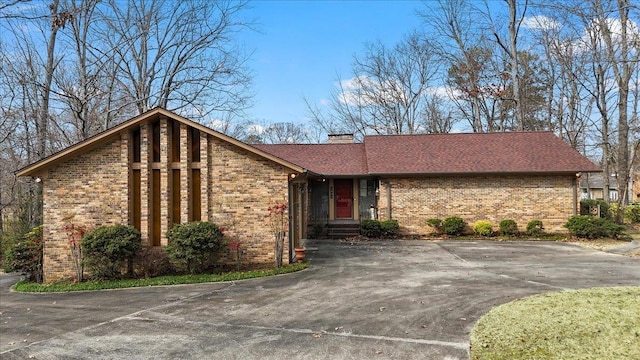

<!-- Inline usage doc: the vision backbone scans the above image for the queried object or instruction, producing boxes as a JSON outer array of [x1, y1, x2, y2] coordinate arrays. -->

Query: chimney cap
[[327, 133, 354, 144]]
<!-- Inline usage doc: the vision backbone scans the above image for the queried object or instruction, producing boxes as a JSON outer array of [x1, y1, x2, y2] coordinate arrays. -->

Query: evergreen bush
[[165, 221, 225, 274], [360, 219, 382, 238], [82, 224, 142, 280], [473, 220, 493, 237], [3, 226, 44, 283], [443, 217, 466, 236], [564, 215, 625, 239], [380, 219, 400, 238], [526, 220, 544, 237], [499, 219, 519, 236]]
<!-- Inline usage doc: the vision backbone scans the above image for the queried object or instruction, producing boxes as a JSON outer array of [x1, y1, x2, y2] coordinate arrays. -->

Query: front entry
[[334, 179, 353, 219]]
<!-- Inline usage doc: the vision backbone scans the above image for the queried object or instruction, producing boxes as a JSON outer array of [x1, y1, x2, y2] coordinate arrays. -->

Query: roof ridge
[[363, 131, 554, 139]]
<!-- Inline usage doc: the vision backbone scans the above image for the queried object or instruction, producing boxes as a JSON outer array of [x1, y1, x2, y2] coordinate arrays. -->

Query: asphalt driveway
[[1, 240, 639, 360]]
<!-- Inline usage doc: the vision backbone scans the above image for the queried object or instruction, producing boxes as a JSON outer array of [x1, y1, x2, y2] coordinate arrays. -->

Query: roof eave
[[370, 170, 601, 177], [15, 108, 306, 177]]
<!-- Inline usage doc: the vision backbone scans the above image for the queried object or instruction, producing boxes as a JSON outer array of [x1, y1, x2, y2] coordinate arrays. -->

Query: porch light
[[290, 173, 296, 179], [34, 177, 42, 183]]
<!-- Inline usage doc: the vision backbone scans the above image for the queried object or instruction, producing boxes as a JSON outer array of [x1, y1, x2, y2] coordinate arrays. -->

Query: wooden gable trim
[[16, 108, 307, 177]]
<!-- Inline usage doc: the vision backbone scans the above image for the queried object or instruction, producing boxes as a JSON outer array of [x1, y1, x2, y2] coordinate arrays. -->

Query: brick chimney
[[327, 133, 354, 144]]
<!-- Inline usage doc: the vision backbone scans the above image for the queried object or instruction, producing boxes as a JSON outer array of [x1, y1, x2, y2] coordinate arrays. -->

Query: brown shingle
[[254, 143, 368, 176], [364, 132, 600, 175], [257, 132, 600, 176]]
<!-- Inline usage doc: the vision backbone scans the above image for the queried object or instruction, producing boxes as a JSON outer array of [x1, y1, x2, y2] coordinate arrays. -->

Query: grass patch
[[470, 286, 640, 360], [14, 262, 309, 293]]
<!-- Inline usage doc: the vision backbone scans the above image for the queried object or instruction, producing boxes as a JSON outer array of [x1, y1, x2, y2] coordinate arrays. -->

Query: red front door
[[335, 179, 353, 219]]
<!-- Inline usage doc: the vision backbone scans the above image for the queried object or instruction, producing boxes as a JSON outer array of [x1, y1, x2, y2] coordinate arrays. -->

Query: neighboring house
[[17, 108, 600, 282], [579, 173, 620, 202]]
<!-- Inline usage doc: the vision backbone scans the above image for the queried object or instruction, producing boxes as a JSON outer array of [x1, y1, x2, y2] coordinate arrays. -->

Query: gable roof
[[364, 132, 600, 175], [253, 143, 368, 176], [16, 108, 600, 178], [258, 131, 600, 176], [16, 108, 306, 177]]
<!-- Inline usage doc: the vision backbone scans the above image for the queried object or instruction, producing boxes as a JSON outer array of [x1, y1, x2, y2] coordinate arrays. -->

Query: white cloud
[[522, 15, 560, 31], [336, 75, 401, 106], [247, 124, 265, 134], [575, 17, 640, 54], [425, 86, 463, 100]]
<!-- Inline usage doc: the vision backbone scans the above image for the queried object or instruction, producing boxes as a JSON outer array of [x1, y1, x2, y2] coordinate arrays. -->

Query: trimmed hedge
[[499, 219, 518, 236], [564, 215, 625, 239], [473, 220, 493, 237], [360, 219, 399, 238], [380, 219, 400, 238], [526, 220, 544, 237], [165, 221, 225, 274], [443, 217, 466, 236], [82, 224, 142, 280], [360, 219, 382, 238]]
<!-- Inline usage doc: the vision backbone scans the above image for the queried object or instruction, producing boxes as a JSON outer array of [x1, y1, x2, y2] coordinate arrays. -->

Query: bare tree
[[93, 0, 253, 122], [485, 0, 529, 130], [306, 32, 442, 139]]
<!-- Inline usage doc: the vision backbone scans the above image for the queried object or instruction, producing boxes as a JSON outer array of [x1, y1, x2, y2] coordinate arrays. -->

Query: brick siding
[[43, 139, 129, 282], [377, 175, 577, 235], [41, 127, 293, 282]]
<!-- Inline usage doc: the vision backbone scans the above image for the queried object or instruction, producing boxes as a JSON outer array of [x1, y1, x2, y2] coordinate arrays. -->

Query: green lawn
[[14, 262, 309, 292], [470, 286, 640, 360]]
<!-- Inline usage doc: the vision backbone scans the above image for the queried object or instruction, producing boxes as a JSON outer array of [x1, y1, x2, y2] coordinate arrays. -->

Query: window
[[191, 127, 200, 162], [132, 170, 141, 230], [132, 128, 141, 163], [191, 169, 201, 221], [172, 170, 180, 225], [151, 169, 161, 246], [171, 121, 180, 162], [152, 121, 160, 162]]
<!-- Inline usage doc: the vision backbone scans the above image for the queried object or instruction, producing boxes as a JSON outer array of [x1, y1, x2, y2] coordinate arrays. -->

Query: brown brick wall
[[207, 137, 292, 267], [42, 137, 129, 282], [40, 127, 293, 282], [377, 175, 577, 235]]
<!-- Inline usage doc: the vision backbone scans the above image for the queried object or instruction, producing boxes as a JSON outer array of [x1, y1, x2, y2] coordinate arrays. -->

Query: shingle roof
[[257, 131, 600, 176], [253, 143, 368, 176], [364, 132, 600, 175]]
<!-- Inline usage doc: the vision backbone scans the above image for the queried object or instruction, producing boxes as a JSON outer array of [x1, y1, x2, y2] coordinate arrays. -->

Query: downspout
[[573, 174, 579, 215], [287, 178, 294, 263], [384, 179, 392, 219]]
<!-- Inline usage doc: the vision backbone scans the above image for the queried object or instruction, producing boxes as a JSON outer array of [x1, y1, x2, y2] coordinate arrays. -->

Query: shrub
[[380, 219, 400, 238], [165, 221, 225, 274], [564, 215, 625, 239], [499, 219, 519, 236], [624, 203, 640, 224], [473, 220, 493, 237], [443, 217, 466, 236], [360, 219, 382, 238], [82, 225, 142, 280], [580, 199, 611, 219], [3, 226, 44, 283], [426, 218, 444, 235], [526, 220, 544, 237]]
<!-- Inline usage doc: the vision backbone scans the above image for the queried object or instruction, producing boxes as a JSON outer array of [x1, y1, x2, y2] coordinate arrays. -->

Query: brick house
[[17, 108, 600, 282]]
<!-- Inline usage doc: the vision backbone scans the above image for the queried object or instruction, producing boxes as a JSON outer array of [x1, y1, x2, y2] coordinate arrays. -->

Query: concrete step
[[327, 223, 360, 239]]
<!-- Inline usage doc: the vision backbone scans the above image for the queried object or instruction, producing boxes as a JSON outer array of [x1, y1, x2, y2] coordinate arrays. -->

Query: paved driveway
[[1, 240, 639, 360]]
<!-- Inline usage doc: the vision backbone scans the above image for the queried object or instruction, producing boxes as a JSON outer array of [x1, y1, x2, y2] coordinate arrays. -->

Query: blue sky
[[240, 1, 423, 125]]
